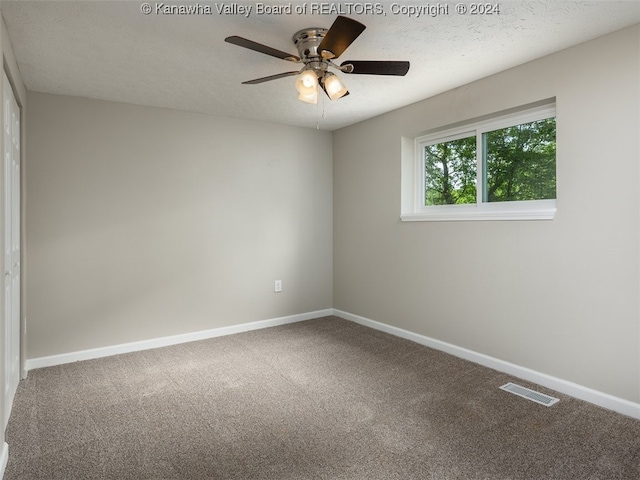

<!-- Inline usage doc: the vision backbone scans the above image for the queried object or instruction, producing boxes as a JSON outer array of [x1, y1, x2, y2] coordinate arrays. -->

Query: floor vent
[[500, 382, 559, 407]]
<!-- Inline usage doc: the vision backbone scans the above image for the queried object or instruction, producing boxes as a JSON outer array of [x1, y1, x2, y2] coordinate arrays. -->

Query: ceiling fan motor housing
[[293, 28, 328, 64]]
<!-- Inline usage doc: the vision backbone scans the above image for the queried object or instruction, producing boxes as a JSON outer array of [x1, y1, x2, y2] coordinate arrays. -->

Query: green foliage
[[423, 117, 556, 206], [484, 118, 556, 202], [424, 136, 476, 205]]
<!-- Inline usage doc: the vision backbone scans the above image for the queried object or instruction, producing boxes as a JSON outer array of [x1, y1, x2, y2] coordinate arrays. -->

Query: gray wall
[[333, 25, 640, 403], [26, 93, 333, 358]]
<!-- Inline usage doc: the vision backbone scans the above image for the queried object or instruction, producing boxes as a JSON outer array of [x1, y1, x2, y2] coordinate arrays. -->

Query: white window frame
[[401, 103, 557, 222]]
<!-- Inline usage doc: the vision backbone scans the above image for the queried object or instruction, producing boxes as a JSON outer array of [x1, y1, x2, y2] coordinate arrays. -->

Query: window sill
[[400, 206, 556, 222]]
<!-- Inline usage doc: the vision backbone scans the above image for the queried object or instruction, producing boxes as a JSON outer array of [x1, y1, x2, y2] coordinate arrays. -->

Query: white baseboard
[[0, 442, 7, 479], [25, 309, 334, 371], [334, 309, 640, 420], [23, 307, 640, 420]]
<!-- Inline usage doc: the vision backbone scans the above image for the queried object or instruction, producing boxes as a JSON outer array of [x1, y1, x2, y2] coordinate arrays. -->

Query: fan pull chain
[[322, 93, 326, 120], [316, 89, 326, 130]]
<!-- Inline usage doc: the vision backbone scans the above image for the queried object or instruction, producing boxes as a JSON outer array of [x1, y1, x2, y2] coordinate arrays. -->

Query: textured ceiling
[[2, 0, 639, 130]]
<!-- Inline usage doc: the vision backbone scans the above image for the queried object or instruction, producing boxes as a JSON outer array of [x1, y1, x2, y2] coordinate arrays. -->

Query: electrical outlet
[[274, 280, 282, 293]]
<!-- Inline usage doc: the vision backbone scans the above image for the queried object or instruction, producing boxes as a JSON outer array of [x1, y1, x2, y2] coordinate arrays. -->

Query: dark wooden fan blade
[[225, 36, 300, 62], [341, 60, 410, 76], [242, 71, 300, 85], [317, 16, 366, 59]]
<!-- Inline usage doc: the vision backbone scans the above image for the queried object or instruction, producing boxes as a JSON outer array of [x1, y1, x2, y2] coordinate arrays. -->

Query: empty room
[[0, 0, 638, 478]]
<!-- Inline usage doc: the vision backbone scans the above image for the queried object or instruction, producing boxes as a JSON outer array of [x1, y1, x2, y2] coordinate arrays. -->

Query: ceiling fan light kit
[[225, 16, 410, 104], [295, 68, 320, 96], [323, 72, 348, 100]]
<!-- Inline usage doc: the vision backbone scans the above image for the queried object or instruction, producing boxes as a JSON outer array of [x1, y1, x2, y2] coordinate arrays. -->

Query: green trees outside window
[[424, 135, 476, 205], [484, 118, 556, 202], [424, 117, 556, 206]]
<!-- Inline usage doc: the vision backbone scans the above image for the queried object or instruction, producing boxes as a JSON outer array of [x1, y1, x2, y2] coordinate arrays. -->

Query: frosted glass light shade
[[324, 73, 348, 100], [298, 90, 318, 104], [295, 70, 319, 96]]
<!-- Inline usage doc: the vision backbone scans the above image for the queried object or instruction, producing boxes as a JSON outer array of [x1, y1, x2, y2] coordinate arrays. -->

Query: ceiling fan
[[225, 16, 410, 104]]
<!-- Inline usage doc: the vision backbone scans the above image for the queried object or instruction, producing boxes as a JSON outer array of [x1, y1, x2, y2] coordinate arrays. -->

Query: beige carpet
[[5, 316, 640, 479]]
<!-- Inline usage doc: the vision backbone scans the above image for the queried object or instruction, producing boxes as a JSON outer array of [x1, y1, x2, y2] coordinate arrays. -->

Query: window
[[401, 102, 557, 221], [424, 133, 476, 206]]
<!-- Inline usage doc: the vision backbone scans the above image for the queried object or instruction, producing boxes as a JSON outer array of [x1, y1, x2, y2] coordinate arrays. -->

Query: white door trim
[[3, 71, 21, 430]]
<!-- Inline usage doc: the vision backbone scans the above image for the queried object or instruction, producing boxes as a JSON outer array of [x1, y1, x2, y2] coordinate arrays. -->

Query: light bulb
[[295, 70, 318, 96], [324, 73, 348, 100]]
